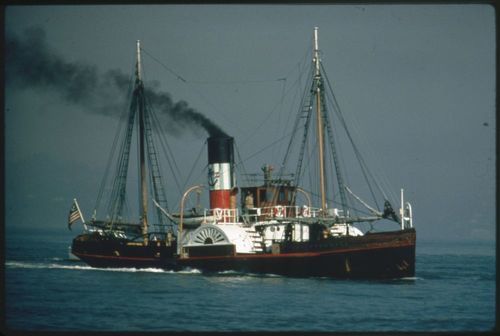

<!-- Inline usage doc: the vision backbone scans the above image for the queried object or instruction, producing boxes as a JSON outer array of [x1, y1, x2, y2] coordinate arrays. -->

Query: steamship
[[70, 28, 416, 279]]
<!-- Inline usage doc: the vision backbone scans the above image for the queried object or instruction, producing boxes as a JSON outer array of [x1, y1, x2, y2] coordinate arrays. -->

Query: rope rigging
[[93, 70, 135, 218], [267, 40, 398, 222], [105, 42, 399, 227], [92, 51, 182, 230], [141, 46, 286, 138], [321, 62, 392, 210]]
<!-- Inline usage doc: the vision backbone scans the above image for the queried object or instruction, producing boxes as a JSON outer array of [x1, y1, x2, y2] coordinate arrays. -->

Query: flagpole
[[73, 198, 87, 231]]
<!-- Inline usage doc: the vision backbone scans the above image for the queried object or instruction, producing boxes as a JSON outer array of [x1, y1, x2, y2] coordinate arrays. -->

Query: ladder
[[245, 228, 263, 253], [143, 103, 169, 229]]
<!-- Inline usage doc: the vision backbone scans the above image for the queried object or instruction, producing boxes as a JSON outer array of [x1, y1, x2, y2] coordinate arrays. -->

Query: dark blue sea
[[3, 227, 496, 332]]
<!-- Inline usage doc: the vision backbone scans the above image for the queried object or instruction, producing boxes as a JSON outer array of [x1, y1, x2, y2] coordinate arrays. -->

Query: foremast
[[310, 28, 409, 230], [312, 28, 349, 225], [136, 40, 149, 243], [313, 27, 327, 214]]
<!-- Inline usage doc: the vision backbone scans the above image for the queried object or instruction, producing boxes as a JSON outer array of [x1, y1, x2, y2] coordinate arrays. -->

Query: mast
[[313, 27, 327, 213], [136, 40, 149, 243]]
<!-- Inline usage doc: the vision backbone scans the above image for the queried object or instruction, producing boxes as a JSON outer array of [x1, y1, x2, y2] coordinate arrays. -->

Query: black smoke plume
[[5, 26, 227, 138]]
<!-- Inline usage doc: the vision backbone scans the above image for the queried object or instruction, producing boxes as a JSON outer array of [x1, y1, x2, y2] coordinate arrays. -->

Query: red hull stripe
[[73, 241, 414, 263], [73, 252, 157, 262], [181, 241, 416, 261]]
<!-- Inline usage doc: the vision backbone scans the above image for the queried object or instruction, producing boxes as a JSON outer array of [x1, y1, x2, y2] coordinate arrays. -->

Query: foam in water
[[177, 267, 202, 274], [6, 261, 425, 281], [5, 261, 204, 275], [400, 276, 424, 281]]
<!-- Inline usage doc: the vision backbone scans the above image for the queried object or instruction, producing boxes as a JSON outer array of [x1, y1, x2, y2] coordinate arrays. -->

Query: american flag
[[68, 201, 81, 230]]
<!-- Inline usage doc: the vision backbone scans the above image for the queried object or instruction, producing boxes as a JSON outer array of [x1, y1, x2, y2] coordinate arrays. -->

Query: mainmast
[[313, 27, 327, 213], [136, 40, 149, 243]]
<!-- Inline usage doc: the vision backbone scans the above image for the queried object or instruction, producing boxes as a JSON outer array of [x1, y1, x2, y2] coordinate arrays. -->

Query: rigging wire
[[94, 70, 135, 217], [321, 62, 387, 209], [267, 43, 312, 163], [142, 44, 323, 190], [141, 47, 187, 82], [141, 47, 245, 136], [234, 142, 251, 187], [239, 78, 288, 147], [299, 186, 374, 218], [140, 43, 398, 217], [134, 64, 162, 224], [141, 62, 180, 196], [107, 85, 138, 224], [319, 75, 349, 213], [187, 78, 286, 85], [326, 98, 353, 209], [245, 43, 312, 152], [320, 60, 398, 207], [181, 141, 207, 192], [144, 107, 171, 225], [236, 130, 295, 167], [143, 47, 286, 85], [277, 50, 310, 159], [278, 66, 314, 179], [144, 93, 184, 197], [141, 45, 309, 150]]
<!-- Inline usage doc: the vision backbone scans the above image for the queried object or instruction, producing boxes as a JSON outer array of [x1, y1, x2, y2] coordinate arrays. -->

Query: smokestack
[[207, 136, 235, 210]]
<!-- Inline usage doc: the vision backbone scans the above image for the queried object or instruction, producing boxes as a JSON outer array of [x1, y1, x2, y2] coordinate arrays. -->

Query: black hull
[[71, 232, 177, 269], [72, 229, 415, 279], [178, 229, 416, 279], [179, 245, 414, 279]]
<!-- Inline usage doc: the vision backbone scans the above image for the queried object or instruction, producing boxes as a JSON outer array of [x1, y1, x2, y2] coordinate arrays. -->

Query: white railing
[[201, 205, 346, 225], [204, 208, 240, 223], [269, 205, 333, 219]]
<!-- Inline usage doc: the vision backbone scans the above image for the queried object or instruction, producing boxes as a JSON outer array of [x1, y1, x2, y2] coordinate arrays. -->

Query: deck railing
[[205, 207, 240, 223], [203, 205, 344, 224]]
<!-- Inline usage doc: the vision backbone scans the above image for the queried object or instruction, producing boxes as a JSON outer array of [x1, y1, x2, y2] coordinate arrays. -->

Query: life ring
[[274, 205, 284, 218], [214, 208, 223, 221], [302, 205, 311, 218]]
